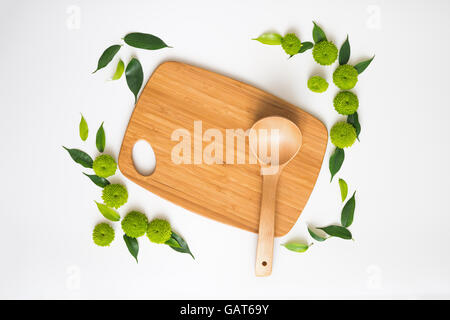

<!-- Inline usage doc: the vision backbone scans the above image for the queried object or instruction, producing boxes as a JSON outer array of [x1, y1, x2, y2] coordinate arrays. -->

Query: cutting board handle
[[119, 134, 156, 178], [255, 172, 281, 276]]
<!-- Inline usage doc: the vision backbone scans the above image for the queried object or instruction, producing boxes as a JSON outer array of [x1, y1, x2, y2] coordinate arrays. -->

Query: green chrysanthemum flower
[[307, 76, 329, 93], [330, 122, 357, 148], [281, 33, 302, 56], [147, 219, 172, 244], [333, 65, 358, 90], [121, 211, 148, 238], [93, 154, 117, 178], [333, 91, 359, 115], [102, 184, 128, 209], [92, 223, 115, 247], [312, 41, 338, 65]]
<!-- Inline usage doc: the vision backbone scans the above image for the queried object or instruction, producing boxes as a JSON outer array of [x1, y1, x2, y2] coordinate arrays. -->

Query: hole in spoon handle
[[255, 173, 280, 277]]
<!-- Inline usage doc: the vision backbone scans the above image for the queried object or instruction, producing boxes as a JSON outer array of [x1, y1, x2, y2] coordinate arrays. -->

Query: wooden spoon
[[250, 116, 303, 276]]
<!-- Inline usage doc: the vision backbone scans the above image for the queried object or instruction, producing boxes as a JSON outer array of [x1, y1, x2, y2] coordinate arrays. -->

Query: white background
[[0, 0, 449, 299]]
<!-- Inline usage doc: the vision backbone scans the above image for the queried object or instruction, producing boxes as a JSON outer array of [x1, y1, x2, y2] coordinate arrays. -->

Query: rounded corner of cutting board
[[274, 228, 291, 238], [153, 60, 183, 73], [316, 118, 329, 140]]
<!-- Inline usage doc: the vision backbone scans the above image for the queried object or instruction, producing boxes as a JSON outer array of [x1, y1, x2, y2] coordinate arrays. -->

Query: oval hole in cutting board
[[132, 140, 156, 176]]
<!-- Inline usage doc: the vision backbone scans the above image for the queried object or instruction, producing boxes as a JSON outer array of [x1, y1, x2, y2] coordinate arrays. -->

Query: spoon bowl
[[250, 116, 303, 167]]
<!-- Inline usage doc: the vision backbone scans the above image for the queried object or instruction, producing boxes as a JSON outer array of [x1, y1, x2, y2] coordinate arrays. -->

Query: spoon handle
[[255, 172, 281, 276]]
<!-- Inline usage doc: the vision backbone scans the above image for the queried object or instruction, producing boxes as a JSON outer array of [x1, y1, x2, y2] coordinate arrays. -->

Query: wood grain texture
[[119, 62, 328, 237], [255, 172, 280, 276]]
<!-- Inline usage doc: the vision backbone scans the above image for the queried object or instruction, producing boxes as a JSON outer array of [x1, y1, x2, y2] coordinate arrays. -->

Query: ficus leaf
[[308, 227, 327, 242], [125, 58, 144, 103], [354, 56, 375, 74], [252, 33, 283, 45], [341, 191, 356, 227], [329, 147, 345, 182], [339, 36, 350, 65], [63, 146, 93, 168], [298, 41, 313, 53], [123, 234, 139, 263], [347, 112, 361, 141], [165, 237, 181, 248], [96, 122, 105, 153], [94, 201, 120, 221], [111, 59, 124, 80], [281, 242, 311, 253], [167, 231, 194, 259], [124, 32, 170, 50], [318, 225, 352, 240], [83, 173, 110, 188], [312, 21, 327, 43], [339, 178, 348, 202], [93, 45, 121, 73], [79, 114, 88, 141], [289, 41, 314, 58]]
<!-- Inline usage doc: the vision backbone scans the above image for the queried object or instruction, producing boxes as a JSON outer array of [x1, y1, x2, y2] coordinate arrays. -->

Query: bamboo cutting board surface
[[119, 62, 328, 237]]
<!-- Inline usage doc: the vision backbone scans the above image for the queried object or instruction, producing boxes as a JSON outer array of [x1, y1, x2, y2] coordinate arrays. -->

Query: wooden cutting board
[[119, 62, 328, 237]]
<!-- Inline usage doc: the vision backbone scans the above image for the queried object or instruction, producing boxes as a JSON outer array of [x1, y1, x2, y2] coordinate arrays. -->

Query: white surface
[[0, 0, 449, 299]]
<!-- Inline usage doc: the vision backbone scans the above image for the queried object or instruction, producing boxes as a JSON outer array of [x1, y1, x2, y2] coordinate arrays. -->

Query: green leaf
[[125, 58, 144, 103], [124, 32, 170, 50], [167, 231, 194, 259], [341, 191, 356, 227], [329, 147, 345, 182], [339, 178, 348, 202], [96, 122, 105, 153], [79, 114, 88, 141], [307, 227, 327, 242], [165, 237, 181, 248], [289, 41, 314, 58], [354, 56, 375, 74], [83, 173, 110, 188], [299, 41, 313, 53], [123, 234, 139, 263], [347, 112, 361, 141], [63, 146, 93, 168], [93, 45, 121, 73], [111, 59, 124, 80], [312, 21, 327, 43], [318, 225, 352, 240], [281, 242, 311, 253], [339, 36, 350, 65], [252, 33, 283, 45], [94, 201, 120, 221]]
